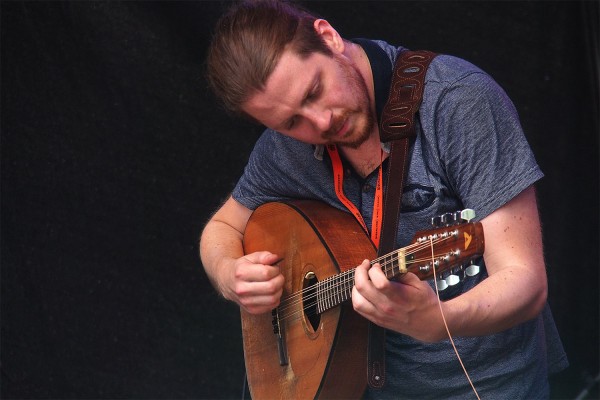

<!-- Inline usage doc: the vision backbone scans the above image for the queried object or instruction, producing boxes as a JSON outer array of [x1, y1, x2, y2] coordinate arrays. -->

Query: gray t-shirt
[[232, 39, 567, 399]]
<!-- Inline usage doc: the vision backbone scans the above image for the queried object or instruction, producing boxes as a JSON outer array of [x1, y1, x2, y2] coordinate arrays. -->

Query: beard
[[323, 110, 374, 149], [322, 54, 376, 149]]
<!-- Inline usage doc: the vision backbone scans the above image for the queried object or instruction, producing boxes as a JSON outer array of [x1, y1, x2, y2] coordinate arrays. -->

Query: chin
[[342, 126, 372, 149]]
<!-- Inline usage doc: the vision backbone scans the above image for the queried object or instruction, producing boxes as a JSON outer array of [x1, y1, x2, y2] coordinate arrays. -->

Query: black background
[[2, 1, 598, 399]]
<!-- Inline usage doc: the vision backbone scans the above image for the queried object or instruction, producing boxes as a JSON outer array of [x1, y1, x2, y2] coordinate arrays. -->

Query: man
[[200, 0, 568, 398]]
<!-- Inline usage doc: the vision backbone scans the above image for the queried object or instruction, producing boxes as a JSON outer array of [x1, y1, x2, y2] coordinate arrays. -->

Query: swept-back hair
[[206, 0, 332, 116]]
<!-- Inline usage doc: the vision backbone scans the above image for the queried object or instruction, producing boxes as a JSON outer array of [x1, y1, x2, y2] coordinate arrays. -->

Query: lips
[[336, 118, 350, 138], [323, 116, 349, 141]]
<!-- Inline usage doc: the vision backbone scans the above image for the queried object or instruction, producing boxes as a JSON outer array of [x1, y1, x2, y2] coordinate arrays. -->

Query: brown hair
[[206, 0, 332, 116]]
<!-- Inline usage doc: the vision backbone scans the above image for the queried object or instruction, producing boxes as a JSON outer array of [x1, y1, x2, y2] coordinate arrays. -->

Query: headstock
[[405, 209, 485, 290]]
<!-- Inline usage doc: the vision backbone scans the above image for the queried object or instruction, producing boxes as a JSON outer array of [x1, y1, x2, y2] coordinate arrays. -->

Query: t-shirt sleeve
[[231, 130, 334, 210], [427, 58, 543, 220]]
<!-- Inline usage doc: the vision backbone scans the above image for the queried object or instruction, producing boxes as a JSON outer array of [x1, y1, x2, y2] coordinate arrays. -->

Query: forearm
[[372, 186, 549, 343], [436, 186, 548, 340], [199, 218, 245, 299], [439, 265, 547, 339], [199, 197, 284, 314]]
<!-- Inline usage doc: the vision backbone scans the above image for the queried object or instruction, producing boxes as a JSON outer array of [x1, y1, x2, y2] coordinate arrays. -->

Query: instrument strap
[[368, 49, 438, 390]]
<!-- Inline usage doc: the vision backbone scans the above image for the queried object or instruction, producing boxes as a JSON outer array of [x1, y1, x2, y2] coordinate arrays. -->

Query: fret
[[316, 281, 324, 314], [323, 278, 331, 311], [315, 270, 354, 314]]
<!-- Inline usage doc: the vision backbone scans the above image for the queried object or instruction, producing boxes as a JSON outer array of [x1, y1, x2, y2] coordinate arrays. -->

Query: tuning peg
[[436, 279, 448, 291], [432, 209, 476, 227], [444, 274, 460, 286], [453, 211, 462, 223], [465, 263, 480, 277], [440, 213, 455, 226], [460, 209, 476, 222]]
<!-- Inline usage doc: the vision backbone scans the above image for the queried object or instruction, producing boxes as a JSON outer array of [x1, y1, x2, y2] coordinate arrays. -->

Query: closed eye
[[286, 116, 297, 130], [306, 82, 321, 102], [281, 73, 322, 131]]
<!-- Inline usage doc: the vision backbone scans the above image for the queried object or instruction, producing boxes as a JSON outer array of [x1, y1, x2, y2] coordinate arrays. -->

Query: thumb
[[251, 251, 281, 266], [396, 271, 421, 285]]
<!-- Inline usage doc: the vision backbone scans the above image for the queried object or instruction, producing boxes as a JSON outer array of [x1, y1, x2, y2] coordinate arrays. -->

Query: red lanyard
[[326, 144, 384, 249]]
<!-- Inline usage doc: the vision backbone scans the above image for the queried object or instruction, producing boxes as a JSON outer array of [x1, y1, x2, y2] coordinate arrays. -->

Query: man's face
[[242, 48, 375, 149]]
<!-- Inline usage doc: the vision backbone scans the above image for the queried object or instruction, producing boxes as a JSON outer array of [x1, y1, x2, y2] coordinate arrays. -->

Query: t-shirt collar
[[351, 38, 394, 123]]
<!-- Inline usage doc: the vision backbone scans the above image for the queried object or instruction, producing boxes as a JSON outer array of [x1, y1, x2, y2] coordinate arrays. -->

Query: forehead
[[243, 49, 325, 125]]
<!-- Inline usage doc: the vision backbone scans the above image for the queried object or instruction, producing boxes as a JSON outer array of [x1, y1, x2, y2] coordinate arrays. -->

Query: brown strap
[[379, 50, 437, 143], [367, 50, 437, 390]]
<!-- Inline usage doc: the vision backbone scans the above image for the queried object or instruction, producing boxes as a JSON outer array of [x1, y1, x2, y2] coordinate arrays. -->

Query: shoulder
[[427, 54, 487, 83], [425, 56, 509, 109], [367, 39, 406, 64], [370, 40, 496, 90], [422, 54, 513, 117]]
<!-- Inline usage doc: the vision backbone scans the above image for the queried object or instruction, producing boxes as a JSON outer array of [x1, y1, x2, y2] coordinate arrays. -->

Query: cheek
[[330, 81, 365, 114]]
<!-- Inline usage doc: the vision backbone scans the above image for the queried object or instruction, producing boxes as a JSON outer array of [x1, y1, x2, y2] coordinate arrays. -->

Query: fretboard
[[315, 249, 406, 314]]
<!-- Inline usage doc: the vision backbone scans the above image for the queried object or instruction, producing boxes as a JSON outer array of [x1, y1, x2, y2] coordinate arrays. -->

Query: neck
[[339, 43, 384, 177], [339, 135, 387, 178], [347, 42, 376, 108]]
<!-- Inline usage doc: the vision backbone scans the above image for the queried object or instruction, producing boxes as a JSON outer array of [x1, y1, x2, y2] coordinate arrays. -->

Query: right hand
[[223, 251, 284, 314]]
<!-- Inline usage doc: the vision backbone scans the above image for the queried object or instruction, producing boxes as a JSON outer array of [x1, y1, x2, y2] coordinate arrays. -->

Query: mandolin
[[241, 200, 484, 399]]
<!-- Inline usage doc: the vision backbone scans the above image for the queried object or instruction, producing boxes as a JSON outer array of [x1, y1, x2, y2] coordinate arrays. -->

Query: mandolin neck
[[310, 221, 484, 315], [313, 252, 404, 314]]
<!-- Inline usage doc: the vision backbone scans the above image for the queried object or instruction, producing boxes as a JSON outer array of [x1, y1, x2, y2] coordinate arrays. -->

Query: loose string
[[429, 236, 481, 400], [269, 230, 482, 399], [275, 234, 453, 323]]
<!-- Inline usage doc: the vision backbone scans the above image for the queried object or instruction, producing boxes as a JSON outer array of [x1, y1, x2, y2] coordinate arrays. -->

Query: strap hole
[[403, 67, 420, 74]]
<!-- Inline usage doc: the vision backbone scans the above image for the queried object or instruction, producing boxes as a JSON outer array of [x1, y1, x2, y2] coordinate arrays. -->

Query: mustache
[[322, 114, 348, 140]]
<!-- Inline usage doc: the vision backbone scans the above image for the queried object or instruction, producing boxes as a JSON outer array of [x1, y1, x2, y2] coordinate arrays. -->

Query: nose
[[303, 105, 332, 133]]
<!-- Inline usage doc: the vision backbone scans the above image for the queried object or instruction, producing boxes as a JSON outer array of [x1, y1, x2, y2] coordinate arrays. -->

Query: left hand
[[352, 259, 445, 342]]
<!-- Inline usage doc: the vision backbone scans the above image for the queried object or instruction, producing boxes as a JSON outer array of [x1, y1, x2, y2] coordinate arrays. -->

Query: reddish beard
[[322, 112, 375, 149], [323, 54, 376, 149]]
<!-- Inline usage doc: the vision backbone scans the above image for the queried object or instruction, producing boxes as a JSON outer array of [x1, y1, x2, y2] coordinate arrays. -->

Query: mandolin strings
[[275, 234, 455, 322], [266, 220, 482, 399]]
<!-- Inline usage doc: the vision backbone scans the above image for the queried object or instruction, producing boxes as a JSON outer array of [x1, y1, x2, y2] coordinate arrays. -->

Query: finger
[[395, 271, 421, 286], [241, 292, 283, 314], [354, 259, 389, 308], [245, 251, 281, 266], [368, 262, 390, 289], [241, 265, 283, 285], [352, 282, 381, 323], [351, 281, 374, 314], [258, 251, 282, 266], [238, 254, 282, 282], [353, 259, 372, 291], [236, 275, 284, 309]]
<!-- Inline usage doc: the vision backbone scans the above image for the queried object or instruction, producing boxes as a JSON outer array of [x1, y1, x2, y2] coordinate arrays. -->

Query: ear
[[313, 19, 345, 54]]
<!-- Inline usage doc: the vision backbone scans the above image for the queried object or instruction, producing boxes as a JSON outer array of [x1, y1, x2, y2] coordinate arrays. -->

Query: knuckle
[[373, 279, 390, 291], [264, 280, 278, 294], [233, 282, 248, 297], [354, 278, 366, 291], [379, 303, 394, 316]]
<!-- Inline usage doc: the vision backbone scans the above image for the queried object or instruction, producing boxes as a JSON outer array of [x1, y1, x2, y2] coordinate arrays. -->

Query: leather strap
[[367, 50, 437, 390], [380, 50, 437, 143]]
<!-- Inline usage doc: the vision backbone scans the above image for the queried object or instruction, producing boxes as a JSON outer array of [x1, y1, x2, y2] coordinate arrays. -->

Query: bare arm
[[199, 196, 284, 314], [352, 185, 547, 342], [444, 185, 547, 335]]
